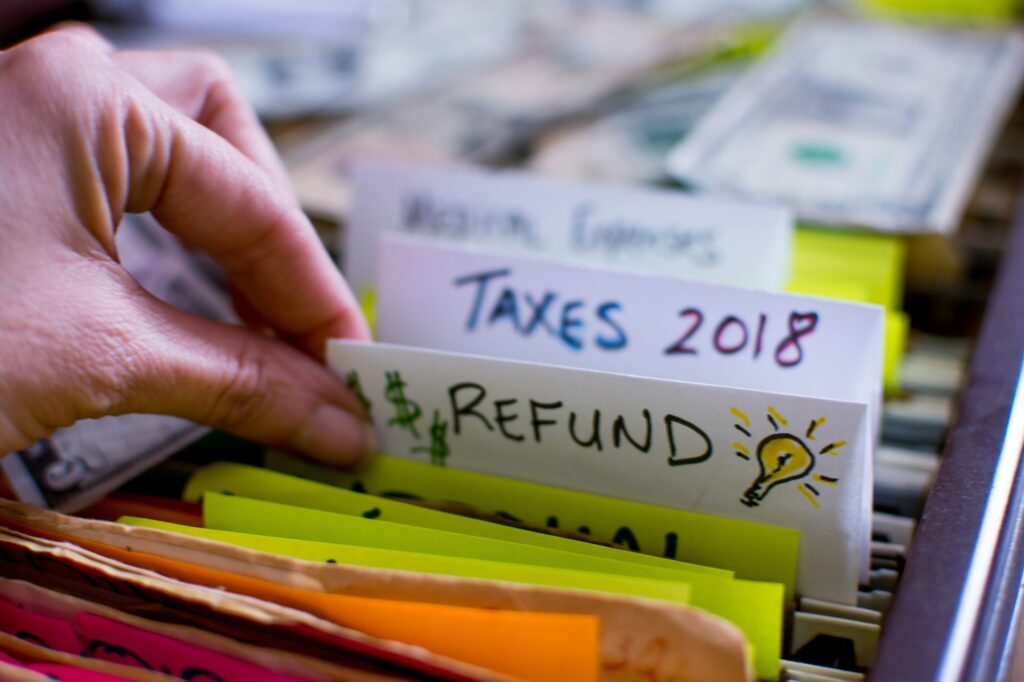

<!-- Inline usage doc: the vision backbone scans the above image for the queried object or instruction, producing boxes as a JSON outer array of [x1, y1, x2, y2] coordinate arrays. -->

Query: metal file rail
[[872, 191, 1024, 681]]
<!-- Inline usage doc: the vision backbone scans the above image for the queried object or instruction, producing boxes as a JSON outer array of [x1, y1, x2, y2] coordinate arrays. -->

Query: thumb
[[110, 288, 374, 468]]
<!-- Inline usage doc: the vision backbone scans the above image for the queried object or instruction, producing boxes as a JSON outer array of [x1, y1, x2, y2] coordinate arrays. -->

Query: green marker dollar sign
[[345, 370, 372, 414], [413, 410, 450, 467], [384, 370, 421, 438]]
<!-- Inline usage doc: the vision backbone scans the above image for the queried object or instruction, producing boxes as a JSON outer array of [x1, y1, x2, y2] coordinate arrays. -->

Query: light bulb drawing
[[731, 406, 843, 509]]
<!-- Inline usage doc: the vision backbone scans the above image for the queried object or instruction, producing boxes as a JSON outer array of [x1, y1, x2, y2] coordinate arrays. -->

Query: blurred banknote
[[285, 8, 723, 219], [1, 214, 234, 512], [96, 1, 529, 120], [666, 17, 1024, 233], [530, 66, 742, 184], [223, 2, 528, 120]]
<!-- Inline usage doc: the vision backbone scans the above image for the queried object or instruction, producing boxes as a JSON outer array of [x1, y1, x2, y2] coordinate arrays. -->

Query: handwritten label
[[347, 161, 793, 293], [203, 490, 725, 578], [76, 613, 311, 682], [183, 462, 737, 579], [328, 340, 870, 605], [0, 598, 80, 655], [261, 451, 797, 590], [377, 236, 884, 415]]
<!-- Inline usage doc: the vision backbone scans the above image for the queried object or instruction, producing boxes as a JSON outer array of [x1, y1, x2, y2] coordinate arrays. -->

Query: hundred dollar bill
[[666, 17, 1024, 233], [1, 214, 235, 512]]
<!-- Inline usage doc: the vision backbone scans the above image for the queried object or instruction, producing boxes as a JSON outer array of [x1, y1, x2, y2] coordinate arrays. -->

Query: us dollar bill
[[530, 66, 743, 185], [666, 17, 1024, 234], [1, 214, 235, 512], [284, 8, 727, 220]]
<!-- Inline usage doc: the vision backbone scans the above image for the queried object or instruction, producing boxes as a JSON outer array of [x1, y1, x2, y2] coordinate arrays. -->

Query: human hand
[[0, 25, 373, 466]]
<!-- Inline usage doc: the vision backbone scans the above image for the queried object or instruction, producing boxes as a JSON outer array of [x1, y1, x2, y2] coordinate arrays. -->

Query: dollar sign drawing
[[413, 410, 450, 467], [384, 370, 421, 438], [345, 370, 372, 415]]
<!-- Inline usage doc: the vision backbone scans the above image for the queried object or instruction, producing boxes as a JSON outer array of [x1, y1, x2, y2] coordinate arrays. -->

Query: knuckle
[[189, 49, 235, 86], [207, 341, 276, 432], [170, 49, 243, 123], [2, 31, 109, 105], [216, 205, 294, 274], [192, 51, 245, 119], [195, 49, 232, 81], [7, 31, 94, 74], [4, 38, 61, 86]]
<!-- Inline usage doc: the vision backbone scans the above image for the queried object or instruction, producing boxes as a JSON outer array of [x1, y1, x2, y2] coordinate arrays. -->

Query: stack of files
[[331, 159, 890, 677], [0, 11, 1018, 681], [0, 483, 772, 681], [334, 159, 918, 679], [0, 158, 903, 680], [7, 13, 971, 517]]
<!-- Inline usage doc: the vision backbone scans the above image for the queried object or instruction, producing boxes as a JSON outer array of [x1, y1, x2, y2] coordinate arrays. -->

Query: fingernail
[[292, 404, 375, 467]]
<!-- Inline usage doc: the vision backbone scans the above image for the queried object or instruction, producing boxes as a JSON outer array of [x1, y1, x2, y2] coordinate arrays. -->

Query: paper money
[[639, 0, 806, 25], [530, 66, 742, 184], [96, 1, 529, 120], [1, 214, 234, 512], [225, 3, 528, 120], [666, 17, 1024, 233], [285, 9, 725, 219], [1, 415, 207, 512]]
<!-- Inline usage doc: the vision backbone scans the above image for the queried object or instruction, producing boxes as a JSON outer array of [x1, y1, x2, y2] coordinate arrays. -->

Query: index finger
[[113, 48, 295, 195], [120, 78, 370, 356]]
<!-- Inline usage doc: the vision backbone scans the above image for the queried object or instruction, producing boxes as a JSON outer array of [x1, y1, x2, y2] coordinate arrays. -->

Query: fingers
[[44, 22, 115, 53], [0, 25, 375, 465], [112, 49, 293, 194], [113, 283, 373, 467], [2, 256, 370, 466], [44, 24, 291, 194], [109, 45, 320, 341], [30, 25, 369, 355], [120, 77, 370, 356]]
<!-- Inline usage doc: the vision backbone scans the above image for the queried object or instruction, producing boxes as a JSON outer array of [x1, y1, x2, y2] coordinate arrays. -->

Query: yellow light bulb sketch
[[741, 434, 815, 507], [732, 406, 845, 509]]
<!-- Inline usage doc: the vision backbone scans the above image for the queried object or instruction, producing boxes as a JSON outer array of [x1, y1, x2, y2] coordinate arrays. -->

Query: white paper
[[377, 236, 883, 412], [347, 161, 793, 293], [328, 339, 871, 604]]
